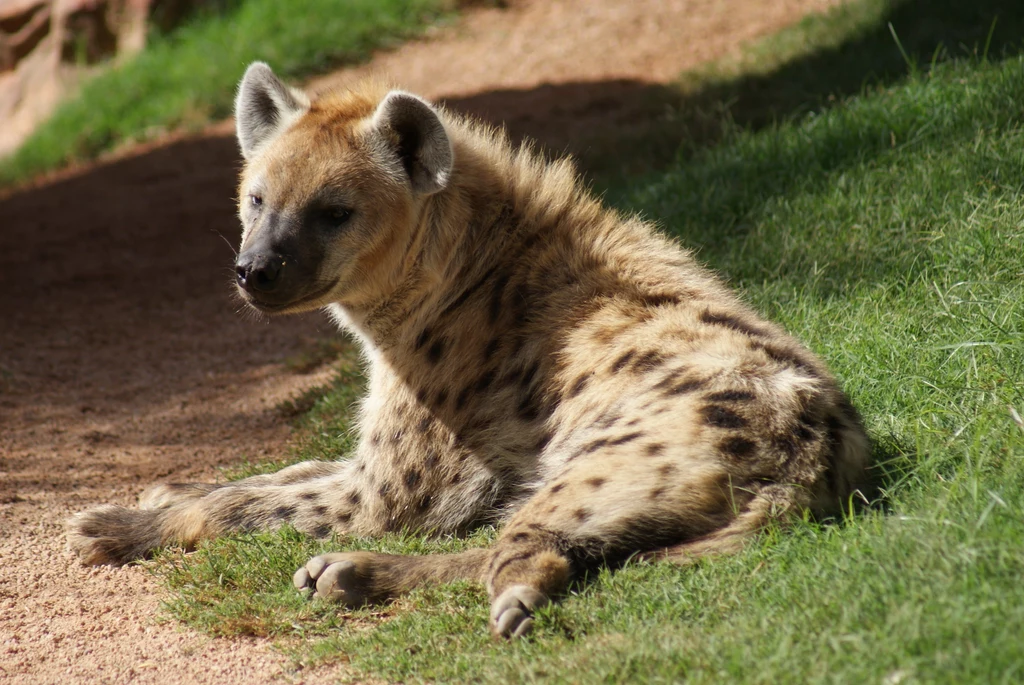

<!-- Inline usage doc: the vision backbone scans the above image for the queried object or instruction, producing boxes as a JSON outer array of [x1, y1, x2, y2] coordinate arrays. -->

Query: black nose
[[235, 252, 285, 293]]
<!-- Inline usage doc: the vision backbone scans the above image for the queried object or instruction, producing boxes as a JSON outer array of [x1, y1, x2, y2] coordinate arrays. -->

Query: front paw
[[293, 552, 381, 607], [490, 585, 549, 639], [66, 504, 164, 566]]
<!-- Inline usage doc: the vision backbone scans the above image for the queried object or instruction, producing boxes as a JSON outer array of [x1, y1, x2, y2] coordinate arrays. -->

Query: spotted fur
[[67, 63, 871, 639]]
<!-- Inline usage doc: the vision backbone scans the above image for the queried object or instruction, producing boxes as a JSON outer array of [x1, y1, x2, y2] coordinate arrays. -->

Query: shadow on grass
[[445, 0, 1024, 177], [436, 0, 1024, 297]]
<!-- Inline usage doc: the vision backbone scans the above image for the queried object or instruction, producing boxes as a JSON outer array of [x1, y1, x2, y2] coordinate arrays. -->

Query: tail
[[641, 485, 798, 564]]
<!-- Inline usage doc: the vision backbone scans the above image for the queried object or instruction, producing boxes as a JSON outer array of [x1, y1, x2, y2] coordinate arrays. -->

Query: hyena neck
[[336, 132, 592, 360]]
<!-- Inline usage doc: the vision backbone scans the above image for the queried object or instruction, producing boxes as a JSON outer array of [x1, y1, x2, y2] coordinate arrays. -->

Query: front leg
[[138, 460, 346, 510], [68, 383, 503, 565], [68, 461, 369, 565]]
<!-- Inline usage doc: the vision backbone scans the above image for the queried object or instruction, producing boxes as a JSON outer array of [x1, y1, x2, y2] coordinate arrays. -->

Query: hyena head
[[232, 62, 453, 314]]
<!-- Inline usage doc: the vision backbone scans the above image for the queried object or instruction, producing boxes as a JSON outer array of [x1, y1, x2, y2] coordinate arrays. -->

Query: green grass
[[155, 0, 1024, 682], [0, 0, 452, 187]]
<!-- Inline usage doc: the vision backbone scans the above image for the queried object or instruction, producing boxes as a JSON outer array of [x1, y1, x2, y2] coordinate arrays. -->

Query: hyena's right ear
[[234, 62, 310, 160]]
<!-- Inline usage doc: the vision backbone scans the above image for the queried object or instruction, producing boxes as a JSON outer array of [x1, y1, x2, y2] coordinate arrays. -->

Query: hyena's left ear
[[234, 62, 310, 160], [371, 91, 453, 195]]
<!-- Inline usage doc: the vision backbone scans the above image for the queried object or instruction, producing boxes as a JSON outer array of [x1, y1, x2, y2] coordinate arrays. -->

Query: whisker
[[211, 229, 239, 258]]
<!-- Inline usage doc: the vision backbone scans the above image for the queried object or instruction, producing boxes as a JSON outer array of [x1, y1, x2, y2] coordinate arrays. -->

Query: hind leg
[[482, 450, 751, 638]]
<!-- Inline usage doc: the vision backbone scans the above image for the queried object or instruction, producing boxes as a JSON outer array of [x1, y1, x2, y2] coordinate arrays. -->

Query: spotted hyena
[[68, 62, 871, 638]]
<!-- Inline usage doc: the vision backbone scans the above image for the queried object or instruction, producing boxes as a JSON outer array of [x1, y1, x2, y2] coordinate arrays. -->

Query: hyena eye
[[249, 194, 263, 208], [325, 207, 353, 227]]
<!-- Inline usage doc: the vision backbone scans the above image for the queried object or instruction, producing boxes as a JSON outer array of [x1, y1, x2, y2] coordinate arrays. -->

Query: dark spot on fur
[[719, 437, 756, 458], [586, 477, 606, 489], [416, 388, 428, 404], [653, 369, 683, 390], [425, 451, 440, 470], [390, 430, 404, 445], [299, 491, 318, 501], [221, 503, 250, 530], [274, 505, 296, 520], [640, 293, 681, 308], [313, 524, 332, 538], [483, 337, 501, 361], [475, 369, 496, 393], [434, 388, 449, 407], [336, 512, 352, 524], [378, 482, 391, 498], [795, 419, 816, 442], [417, 494, 432, 512], [568, 374, 590, 398], [574, 508, 591, 522], [414, 328, 431, 351], [534, 431, 553, 452], [612, 350, 636, 372], [775, 434, 800, 458], [455, 385, 472, 411], [491, 552, 533, 580], [511, 532, 531, 542], [517, 392, 541, 422], [609, 431, 643, 447], [594, 325, 625, 344], [700, 310, 768, 338], [551, 483, 566, 493], [701, 405, 748, 429], [370, 432, 382, 446], [417, 416, 433, 433], [404, 469, 421, 490], [450, 473, 462, 485], [645, 443, 665, 456], [658, 464, 676, 477], [347, 491, 361, 506], [441, 266, 496, 318], [666, 378, 707, 395], [706, 390, 756, 402], [751, 342, 819, 377], [650, 487, 666, 499], [520, 361, 540, 388], [581, 438, 609, 454], [427, 339, 445, 365], [633, 351, 665, 372], [489, 273, 511, 323]]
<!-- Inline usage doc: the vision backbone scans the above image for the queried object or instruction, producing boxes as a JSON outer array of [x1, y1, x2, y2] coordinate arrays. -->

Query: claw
[[293, 553, 371, 607], [490, 585, 549, 639]]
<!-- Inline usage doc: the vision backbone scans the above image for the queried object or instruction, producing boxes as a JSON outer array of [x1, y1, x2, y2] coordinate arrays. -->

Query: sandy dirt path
[[0, 1, 842, 682]]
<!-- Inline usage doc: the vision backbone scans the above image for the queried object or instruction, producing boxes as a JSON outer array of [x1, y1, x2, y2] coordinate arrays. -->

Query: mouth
[[238, 278, 340, 314]]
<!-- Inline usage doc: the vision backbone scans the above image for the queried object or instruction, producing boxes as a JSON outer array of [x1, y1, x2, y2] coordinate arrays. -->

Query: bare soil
[[0, 1, 842, 682]]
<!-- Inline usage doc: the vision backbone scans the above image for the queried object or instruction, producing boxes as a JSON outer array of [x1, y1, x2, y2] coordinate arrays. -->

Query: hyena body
[[68, 63, 870, 638]]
